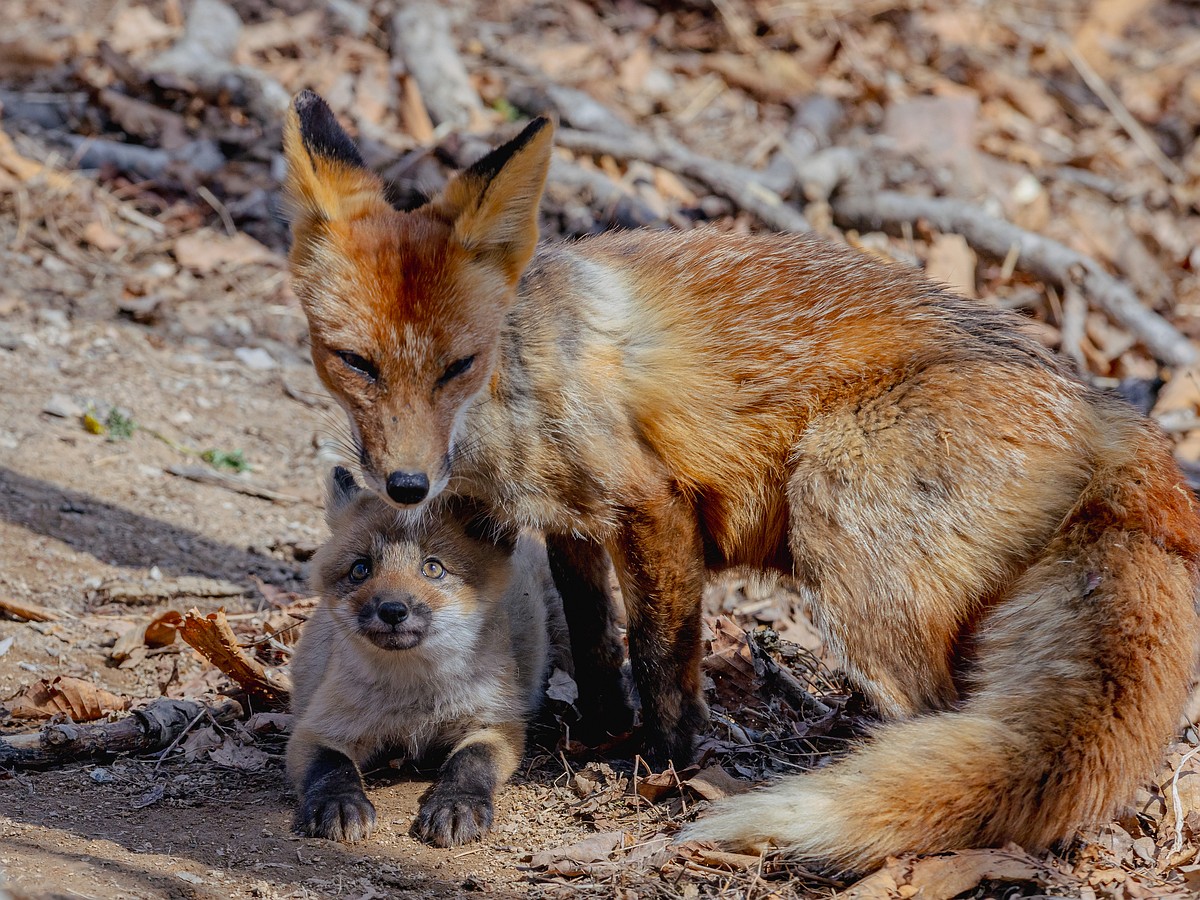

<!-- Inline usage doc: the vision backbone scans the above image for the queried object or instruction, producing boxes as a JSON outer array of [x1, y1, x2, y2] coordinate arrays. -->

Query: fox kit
[[282, 91, 1200, 870], [287, 467, 550, 847]]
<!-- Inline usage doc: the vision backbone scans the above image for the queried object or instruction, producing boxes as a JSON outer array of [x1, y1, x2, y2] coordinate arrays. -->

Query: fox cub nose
[[377, 600, 410, 626], [386, 471, 429, 505]]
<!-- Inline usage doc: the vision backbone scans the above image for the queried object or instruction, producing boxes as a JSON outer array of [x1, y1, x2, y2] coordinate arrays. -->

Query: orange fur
[[282, 94, 1200, 871]]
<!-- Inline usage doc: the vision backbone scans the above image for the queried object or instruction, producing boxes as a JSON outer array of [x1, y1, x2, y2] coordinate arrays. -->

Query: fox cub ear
[[283, 91, 389, 232], [325, 466, 363, 522], [435, 117, 555, 281]]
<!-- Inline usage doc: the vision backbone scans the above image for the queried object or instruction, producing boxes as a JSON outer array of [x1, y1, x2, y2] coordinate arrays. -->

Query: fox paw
[[296, 788, 377, 843], [412, 789, 494, 847]]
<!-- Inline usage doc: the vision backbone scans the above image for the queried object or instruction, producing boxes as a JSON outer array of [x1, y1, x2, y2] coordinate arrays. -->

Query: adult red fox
[[282, 90, 1200, 870]]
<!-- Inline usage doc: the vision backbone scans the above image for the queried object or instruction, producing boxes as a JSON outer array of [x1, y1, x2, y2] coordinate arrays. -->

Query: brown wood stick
[[0, 596, 61, 622], [0, 697, 241, 769]]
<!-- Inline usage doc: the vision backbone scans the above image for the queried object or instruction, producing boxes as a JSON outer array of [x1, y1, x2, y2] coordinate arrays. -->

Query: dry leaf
[[926, 234, 977, 298], [209, 736, 270, 772], [845, 846, 1064, 900], [546, 667, 579, 705], [528, 831, 629, 876], [109, 7, 178, 56], [6, 675, 129, 721], [82, 221, 125, 252], [684, 764, 751, 801], [635, 771, 677, 802], [181, 726, 224, 762], [238, 10, 322, 57], [173, 231, 278, 273], [145, 610, 183, 648], [675, 841, 764, 871]]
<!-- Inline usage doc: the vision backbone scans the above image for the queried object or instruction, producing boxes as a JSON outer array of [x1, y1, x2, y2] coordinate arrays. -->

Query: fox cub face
[[283, 91, 554, 509], [313, 467, 516, 654]]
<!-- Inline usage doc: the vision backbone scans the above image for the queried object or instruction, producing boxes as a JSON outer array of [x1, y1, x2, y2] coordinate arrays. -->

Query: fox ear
[[325, 466, 362, 521], [283, 91, 389, 231], [436, 117, 554, 281]]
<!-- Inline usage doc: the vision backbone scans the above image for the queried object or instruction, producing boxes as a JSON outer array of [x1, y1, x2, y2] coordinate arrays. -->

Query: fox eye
[[421, 559, 445, 579], [348, 558, 371, 583], [336, 350, 379, 382], [437, 355, 475, 386]]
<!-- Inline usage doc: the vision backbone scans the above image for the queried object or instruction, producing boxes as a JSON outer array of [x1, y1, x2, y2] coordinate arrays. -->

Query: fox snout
[[357, 593, 432, 651], [386, 471, 430, 506]]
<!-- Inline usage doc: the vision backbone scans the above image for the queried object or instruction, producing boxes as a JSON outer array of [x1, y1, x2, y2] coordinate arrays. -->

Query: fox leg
[[412, 723, 524, 848], [545, 534, 633, 741], [608, 487, 708, 767], [292, 743, 376, 842]]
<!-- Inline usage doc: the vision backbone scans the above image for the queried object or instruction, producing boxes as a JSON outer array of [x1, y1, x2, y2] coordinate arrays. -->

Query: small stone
[[43, 394, 83, 418], [90, 767, 114, 784], [36, 309, 70, 329], [149, 566, 163, 581], [234, 347, 276, 370], [175, 871, 204, 885]]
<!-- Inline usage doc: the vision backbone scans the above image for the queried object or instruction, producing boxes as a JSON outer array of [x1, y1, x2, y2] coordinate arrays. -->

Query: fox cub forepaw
[[412, 787, 495, 847], [296, 787, 377, 843]]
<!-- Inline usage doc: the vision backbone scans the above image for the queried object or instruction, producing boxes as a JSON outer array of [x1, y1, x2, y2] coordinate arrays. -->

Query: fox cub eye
[[348, 558, 372, 583], [421, 559, 445, 579], [437, 355, 475, 386], [336, 350, 379, 382]]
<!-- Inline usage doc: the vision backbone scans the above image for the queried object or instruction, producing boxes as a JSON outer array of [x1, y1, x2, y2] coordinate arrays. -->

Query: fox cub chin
[[286, 466, 552, 847]]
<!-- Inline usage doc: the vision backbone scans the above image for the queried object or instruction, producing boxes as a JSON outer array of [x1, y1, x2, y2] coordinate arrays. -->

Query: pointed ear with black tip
[[283, 91, 390, 236], [433, 117, 555, 282], [325, 466, 363, 522]]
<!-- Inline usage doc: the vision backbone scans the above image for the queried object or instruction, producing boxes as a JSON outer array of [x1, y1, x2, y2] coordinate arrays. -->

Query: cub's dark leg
[[295, 747, 376, 842], [412, 725, 522, 847], [607, 488, 707, 768], [545, 533, 634, 742]]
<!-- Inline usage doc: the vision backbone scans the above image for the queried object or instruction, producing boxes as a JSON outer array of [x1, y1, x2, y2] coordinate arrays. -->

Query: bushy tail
[[687, 418, 1200, 872]]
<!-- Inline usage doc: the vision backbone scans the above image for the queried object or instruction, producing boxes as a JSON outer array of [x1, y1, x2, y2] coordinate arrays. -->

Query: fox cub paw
[[296, 786, 377, 843], [412, 787, 494, 847]]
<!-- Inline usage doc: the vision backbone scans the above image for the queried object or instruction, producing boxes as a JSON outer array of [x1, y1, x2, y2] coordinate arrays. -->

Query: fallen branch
[[0, 697, 241, 769], [549, 157, 668, 230], [832, 190, 1197, 367], [0, 596, 61, 622], [556, 128, 810, 233], [165, 464, 300, 505], [179, 608, 290, 709], [390, 2, 486, 129]]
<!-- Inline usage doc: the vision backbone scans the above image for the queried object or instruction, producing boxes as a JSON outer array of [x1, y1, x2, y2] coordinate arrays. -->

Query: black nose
[[377, 600, 410, 626], [386, 471, 429, 505]]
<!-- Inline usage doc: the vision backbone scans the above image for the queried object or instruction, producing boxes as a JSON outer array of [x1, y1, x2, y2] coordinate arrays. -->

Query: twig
[[1058, 37, 1184, 184], [1171, 742, 1200, 855], [548, 157, 667, 230], [389, 2, 485, 129], [831, 190, 1197, 367], [165, 464, 300, 505], [556, 128, 810, 233], [152, 706, 207, 773], [0, 596, 61, 622]]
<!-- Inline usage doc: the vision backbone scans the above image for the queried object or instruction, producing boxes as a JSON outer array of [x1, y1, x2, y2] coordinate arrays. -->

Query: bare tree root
[[832, 190, 1197, 366]]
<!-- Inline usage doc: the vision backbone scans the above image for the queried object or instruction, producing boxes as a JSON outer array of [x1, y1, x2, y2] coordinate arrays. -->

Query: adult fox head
[[283, 91, 553, 508]]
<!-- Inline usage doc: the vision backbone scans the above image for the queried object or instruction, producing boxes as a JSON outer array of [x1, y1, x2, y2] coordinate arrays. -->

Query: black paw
[[412, 789, 494, 847], [296, 787, 377, 843], [641, 694, 707, 770], [573, 671, 634, 745]]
